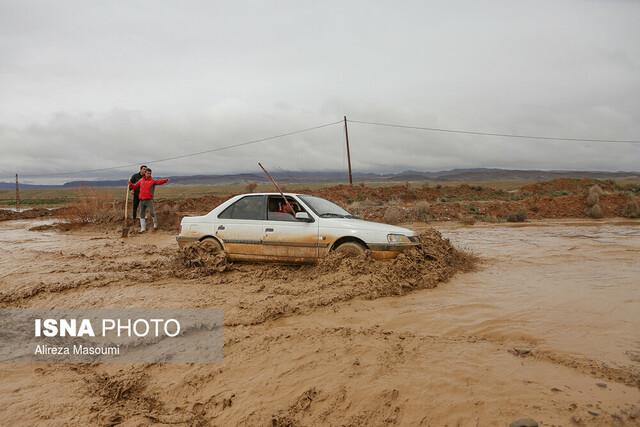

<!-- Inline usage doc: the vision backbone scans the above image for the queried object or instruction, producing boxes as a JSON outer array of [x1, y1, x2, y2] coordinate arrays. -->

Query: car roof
[[236, 192, 308, 197]]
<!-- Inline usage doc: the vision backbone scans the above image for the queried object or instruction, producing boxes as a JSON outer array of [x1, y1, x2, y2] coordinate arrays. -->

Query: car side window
[[218, 195, 266, 220], [267, 196, 306, 221]]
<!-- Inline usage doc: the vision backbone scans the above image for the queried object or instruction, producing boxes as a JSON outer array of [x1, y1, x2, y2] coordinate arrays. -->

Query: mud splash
[[0, 226, 475, 330], [309, 229, 477, 298], [167, 229, 478, 325], [172, 240, 233, 278]]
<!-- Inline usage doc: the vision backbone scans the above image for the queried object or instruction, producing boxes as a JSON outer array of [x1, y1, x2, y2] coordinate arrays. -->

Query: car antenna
[[258, 162, 297, 216]]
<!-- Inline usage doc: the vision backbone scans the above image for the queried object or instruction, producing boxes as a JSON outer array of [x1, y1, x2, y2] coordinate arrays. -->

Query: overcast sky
[[1, 0, 639, 183]]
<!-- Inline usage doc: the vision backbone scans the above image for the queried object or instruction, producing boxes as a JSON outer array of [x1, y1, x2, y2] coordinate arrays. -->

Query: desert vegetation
[[2, 178, 639, 229], [622, 198, 640, 218], [584, 185, 604, 219]]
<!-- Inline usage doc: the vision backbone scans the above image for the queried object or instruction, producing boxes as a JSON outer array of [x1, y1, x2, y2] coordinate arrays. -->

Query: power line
[[7, 117, 639, 180], [347, 119, 640, 144], [16, 121, 343, 178]]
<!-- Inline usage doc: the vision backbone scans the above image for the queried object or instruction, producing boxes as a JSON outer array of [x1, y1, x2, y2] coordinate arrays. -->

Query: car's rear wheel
[[334, 241, 366, 257], [199, 237, 223, 253]]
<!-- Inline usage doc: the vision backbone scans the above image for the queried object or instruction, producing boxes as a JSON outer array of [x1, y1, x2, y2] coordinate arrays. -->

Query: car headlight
[[387, 233, 411, 244]]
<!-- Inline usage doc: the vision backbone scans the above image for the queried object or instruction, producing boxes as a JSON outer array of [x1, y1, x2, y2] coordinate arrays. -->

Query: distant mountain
[[387, 168, 640, 182], [0, 182, 60, 189], [1, 168, 638, 189]]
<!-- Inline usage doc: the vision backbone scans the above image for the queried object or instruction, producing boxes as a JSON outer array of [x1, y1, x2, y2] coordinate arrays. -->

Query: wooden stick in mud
[[121, 185, 130, 238], [257, 162, 296, 216]]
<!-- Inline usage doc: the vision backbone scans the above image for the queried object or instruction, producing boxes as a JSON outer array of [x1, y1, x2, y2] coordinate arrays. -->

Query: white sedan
[[177, 193, 420, 263]]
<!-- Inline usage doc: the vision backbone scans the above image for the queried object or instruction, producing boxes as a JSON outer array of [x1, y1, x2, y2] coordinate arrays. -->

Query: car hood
[[319, 218, 416, 235]]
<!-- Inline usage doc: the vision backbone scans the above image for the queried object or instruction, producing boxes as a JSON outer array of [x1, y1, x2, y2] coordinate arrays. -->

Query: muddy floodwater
[[0, 219, 639, 425], [439, 222, 640, 369], [341, 220, 640, 369]]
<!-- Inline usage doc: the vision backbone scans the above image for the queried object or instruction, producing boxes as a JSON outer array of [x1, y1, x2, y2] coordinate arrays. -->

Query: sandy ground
[[0, 218, 639, 426]]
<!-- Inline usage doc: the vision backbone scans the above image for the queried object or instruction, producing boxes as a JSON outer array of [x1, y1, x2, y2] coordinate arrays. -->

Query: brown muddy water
[[0, 218, 639, 426], [321, 220, 640, 368]]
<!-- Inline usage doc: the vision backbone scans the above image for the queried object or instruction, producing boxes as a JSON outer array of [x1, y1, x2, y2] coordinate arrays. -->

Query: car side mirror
[[295, 212, 312, 222]]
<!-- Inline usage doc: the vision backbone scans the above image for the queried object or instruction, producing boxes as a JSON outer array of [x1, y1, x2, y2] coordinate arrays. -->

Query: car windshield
[[299, 195, 355, 218]]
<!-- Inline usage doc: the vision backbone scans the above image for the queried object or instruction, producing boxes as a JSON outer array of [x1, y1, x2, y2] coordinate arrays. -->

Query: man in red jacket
[[129, 168, 169, 232]]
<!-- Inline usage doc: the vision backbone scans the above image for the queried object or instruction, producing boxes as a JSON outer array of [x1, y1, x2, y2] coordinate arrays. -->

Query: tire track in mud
[[0, 241, 171, 305], [228, 325, 640, 391], [69, 326, 640, 426], [75, 327, 479, 427], [3, 317, 639, 425], [0, 276, 125, 306]]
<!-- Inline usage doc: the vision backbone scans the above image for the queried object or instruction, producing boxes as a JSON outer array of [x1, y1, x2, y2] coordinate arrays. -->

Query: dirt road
[[0, 219, 639, 426]]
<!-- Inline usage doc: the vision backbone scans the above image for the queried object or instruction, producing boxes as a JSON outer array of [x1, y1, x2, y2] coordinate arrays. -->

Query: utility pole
[[343, 115, 353, 185], [15, 173, 20, 212]]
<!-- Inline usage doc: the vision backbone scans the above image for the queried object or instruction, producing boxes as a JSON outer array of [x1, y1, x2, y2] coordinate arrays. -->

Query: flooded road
[[440, 221, 640, 369], [1, 219, 639, 425], [274, 219, 640, 424], [277, 220, 640, 369], [404, 221, 639, 367]]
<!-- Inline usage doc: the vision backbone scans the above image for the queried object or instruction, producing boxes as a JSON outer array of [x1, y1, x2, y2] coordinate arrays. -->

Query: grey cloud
[[1, 0, 639, 183]]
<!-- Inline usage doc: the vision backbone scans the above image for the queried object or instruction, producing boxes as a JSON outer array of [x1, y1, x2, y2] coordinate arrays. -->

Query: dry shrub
[[588, 185, 604, 198], [63, 187, 118, 224], [586, 204, 603, 219], [244, 182, 258, 193], [584, 185, 604, 218], [622, 199, 640, 218], [506, 210, 528, 223], [413, 201, 431, 222], [383, 206, 403, 224], [586, 192, 600, 207], [586, 185, 603, 207]]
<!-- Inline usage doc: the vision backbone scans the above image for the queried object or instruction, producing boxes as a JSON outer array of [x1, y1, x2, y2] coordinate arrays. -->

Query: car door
[[261, 195, 320, 262], [214, 195, 267, 261]]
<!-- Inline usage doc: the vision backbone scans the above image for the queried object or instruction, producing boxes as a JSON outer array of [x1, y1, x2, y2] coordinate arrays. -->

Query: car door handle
[[217, 225, 225, 230], [265, 228, 274, 232]]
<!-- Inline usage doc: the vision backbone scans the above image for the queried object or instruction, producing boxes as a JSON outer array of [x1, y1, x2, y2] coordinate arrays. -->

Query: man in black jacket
[[129, 165, 147, 219]]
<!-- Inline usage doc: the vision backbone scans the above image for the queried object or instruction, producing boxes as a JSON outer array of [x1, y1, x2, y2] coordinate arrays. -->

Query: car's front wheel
[[334, 241, 366, 257]]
